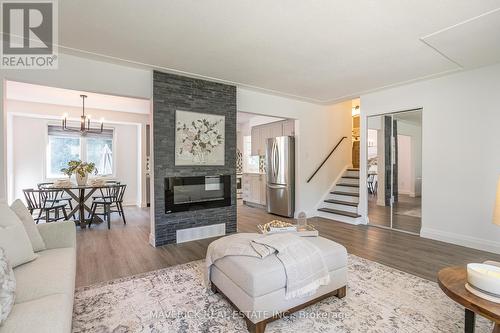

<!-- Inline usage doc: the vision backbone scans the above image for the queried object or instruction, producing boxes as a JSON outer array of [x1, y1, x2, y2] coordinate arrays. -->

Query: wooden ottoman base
[[211, 283, 346, 333]]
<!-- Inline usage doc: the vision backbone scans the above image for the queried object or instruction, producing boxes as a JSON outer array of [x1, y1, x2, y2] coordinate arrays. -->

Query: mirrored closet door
[[367, 109, 422, 234]]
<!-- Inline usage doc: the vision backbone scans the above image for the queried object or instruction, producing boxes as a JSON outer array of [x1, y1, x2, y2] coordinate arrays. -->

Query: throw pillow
[[0, 203, 37, 268], [0, 247, 16, 325], [10, 199, 46, 252]]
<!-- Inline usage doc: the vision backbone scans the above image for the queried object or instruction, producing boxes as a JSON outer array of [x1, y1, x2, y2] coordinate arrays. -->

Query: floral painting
[[175, 110, 225, 165]]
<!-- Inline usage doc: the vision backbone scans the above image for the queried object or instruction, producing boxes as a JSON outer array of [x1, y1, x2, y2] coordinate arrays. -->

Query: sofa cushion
[[0, 204, 37, 268], [13, 248, 75, 304], [0, 248, 16, 325], [213, 236, 347, 297], [10, 200, 46, 252], [0, 294, 72, 333], [36, 222, 76, 250]]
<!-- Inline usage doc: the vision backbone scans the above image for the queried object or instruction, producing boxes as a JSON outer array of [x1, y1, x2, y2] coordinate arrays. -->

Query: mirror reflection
[[367, 109, 422, 234]]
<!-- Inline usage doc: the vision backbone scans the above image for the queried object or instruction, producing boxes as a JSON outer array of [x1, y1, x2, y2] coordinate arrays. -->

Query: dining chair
[[93, 181, 121, 201], [89, 184, 127, 229], [23, 188, 69, 223], [367, 174, 375, 194], [37, 182, 73, 210]]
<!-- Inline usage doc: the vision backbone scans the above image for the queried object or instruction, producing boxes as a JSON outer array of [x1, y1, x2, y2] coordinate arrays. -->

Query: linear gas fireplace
[[164, 175, 231, 214]]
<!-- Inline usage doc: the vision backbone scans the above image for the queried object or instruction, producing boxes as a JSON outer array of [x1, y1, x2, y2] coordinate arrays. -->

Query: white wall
[[397, 121, 422, 197], [360, 63, 500, 254], [238, 88, 352, 216], [1, 52, 353, 223], [237, 114, 284, 137], [6, 99, 150, 206], [0, 52, 152, 202], [248, 115, 284, 129], [397, 134, 412, 195], [367, 129, 377, 159], [11, 116, 45, 201], [9, 114, 142, 206]]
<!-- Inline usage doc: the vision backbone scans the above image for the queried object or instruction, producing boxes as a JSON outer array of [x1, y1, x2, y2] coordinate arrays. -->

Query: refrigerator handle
[[275, 141, 280, 180], [270, 140, 275, 178]]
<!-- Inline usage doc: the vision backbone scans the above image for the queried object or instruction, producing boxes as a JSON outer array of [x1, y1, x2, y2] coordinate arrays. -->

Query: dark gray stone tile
[[153, 71, 237, 246]]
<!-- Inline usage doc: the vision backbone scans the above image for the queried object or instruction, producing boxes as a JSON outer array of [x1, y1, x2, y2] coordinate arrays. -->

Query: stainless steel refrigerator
[[266, 136, 295, 217]]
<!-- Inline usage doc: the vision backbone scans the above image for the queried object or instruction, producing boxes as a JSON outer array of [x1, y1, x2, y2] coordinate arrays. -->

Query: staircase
[[317, 168, 363, 224]]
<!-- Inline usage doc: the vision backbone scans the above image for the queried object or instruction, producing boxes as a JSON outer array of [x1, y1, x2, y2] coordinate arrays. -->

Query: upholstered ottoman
[[210, 236, 347, 333]]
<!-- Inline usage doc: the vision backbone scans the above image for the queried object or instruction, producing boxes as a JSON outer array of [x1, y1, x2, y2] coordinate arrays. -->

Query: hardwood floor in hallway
[[76, 202, 500, 287], [368, 193, 422, 234]]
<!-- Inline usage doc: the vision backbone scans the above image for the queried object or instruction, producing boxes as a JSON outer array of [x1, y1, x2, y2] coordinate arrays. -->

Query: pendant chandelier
[[62, 95, 103, 135]]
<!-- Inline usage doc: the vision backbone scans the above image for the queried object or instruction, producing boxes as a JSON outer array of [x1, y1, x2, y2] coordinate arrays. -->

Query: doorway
[[366, 109, 422, 234]]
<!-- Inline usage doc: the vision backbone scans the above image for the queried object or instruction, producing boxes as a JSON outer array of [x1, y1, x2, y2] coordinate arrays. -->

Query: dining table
[[40, 183, 117, 228]]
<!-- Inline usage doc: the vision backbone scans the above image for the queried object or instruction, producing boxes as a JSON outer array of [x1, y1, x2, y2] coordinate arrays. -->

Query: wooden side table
[[438, 266, 500, 333]]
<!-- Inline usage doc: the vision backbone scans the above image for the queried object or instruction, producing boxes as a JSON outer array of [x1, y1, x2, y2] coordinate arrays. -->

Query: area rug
[[73, 255, 492, 332]]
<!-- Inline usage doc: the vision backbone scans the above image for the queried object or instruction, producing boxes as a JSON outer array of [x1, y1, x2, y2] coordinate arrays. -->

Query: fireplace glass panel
[[165, 175, 231, 213], [174, 176, 224, 204]]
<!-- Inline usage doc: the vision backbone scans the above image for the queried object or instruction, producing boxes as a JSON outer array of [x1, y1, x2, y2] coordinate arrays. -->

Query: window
[[243, 136, 259, 173], [47, 136, 81, 178], [46, 125, 114, 178], [86, 137, 113, 175]]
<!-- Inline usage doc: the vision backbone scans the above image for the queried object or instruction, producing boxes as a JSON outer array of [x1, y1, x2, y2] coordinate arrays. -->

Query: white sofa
[[0, 221, 76, 333]]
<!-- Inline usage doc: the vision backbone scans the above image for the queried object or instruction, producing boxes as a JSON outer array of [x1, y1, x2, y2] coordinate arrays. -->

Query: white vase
[[76, 173, 88, 186], [194, 152, 207, 164]]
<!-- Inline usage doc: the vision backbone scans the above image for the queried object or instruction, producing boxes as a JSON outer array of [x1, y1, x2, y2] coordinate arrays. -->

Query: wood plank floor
[[76, 201, 500, 287], [368, 193, 421, 234], [75, 208, 214, 287]]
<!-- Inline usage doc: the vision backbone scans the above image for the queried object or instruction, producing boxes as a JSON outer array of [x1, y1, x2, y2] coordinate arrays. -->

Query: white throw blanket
[[252, 233, 330, 299], [204, 233, 269, 286], [205, 233, 330, 300]]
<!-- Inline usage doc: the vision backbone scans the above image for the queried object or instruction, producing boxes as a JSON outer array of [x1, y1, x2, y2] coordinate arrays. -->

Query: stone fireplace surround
[[153, 71, 237, 246]]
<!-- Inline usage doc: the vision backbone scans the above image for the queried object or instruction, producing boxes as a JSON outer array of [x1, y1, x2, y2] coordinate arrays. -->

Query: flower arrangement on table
[[177, 118, 224, 163], [61, 160, 97, 186]]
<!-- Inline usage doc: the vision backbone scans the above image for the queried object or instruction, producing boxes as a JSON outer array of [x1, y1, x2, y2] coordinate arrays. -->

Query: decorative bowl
[[467, 263, 500, 296]]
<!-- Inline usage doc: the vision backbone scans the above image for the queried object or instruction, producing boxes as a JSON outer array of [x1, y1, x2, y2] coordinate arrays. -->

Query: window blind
[[47, 124, 113, 139]]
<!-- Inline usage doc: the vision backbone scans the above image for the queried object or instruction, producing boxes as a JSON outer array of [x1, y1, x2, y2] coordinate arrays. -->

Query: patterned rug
[[73, 255, 492, 332]]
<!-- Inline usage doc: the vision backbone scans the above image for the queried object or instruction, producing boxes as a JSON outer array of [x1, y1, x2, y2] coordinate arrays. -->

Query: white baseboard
[[149, 233, 156, 247], [420, 227, 500, 255]]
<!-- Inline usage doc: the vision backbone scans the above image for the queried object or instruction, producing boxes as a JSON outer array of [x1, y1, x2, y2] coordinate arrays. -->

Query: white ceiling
[[5, 81, 150, 114], [422, 8, 500, 68], [58, 1, 500, 104]]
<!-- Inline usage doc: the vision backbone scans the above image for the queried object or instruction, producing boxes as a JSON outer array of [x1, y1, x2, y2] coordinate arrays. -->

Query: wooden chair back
[[23, 188, 63, 210], [116, 184, 126, 203], [99, 181, 121, 198], [105, 184, 126, 203]]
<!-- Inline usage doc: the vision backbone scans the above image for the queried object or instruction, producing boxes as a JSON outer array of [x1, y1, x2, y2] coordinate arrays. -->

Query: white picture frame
[[175, 110, 225, 166]]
